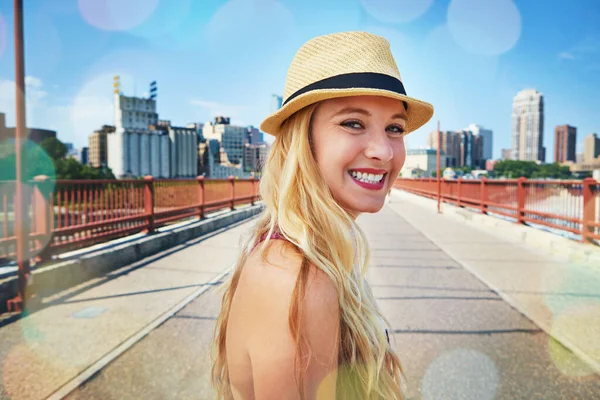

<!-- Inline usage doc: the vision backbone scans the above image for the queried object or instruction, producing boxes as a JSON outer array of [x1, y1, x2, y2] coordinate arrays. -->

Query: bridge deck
[[1, 192, 599, 399]]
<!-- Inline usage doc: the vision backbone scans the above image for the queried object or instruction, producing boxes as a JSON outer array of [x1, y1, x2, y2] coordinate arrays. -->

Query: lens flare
[[542, 262, 600, 316], [421, 349, 499, 400], [77, 0, 159, 32], [205, 0, 295, 56], [447, 0, 521, 56], [71, 73, 118, 140], [361, 0, 434, 23], [128, 0, 193, 39], [549, 305, 600, 377], [0, 139, 56, 262]]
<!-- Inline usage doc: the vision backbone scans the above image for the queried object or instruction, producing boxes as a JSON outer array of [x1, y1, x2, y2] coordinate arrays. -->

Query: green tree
[[55, 157, 83, 179], [494, 160, 536, 178], [0, 139, 55, 180], [39, 137, 67, 160], [453, 166, 473, 175], [493, 160, 572, 179]]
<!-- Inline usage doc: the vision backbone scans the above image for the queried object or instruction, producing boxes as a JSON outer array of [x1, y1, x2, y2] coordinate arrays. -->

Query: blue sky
[[0, 0, 598, 161]]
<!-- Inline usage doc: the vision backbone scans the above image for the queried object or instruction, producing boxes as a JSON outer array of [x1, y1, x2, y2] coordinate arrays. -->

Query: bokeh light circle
[[447, 0, 521, 56], [542, 262, 600, 316], [205, 0, 295, 56], [71, 73, 118, 141], [548, 304, 600, 378], [360, 0, 434, 23], [0, 139, 56, 262], [0, 139, 56, 185], [128, 0, 193, 39], [77, 0, 159, 31], [0, 13, 6, 59], [421, 349, 499, 400]]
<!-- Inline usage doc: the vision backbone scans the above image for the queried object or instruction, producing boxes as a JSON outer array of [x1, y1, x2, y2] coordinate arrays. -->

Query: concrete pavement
[[0, 216, 255, 400], [387, 189, 600, 377], [66, 197, 599, 400], [1, 192, 600, 399]]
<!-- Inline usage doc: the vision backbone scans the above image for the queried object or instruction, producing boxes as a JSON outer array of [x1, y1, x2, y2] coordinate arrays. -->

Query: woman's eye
[[388, 125, 406, 135], [341, 121, 405, 135], [341, 120, 363, 130]]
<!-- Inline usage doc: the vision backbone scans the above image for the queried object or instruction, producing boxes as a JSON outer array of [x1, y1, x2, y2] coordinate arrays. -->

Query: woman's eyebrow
[[332, 107, 370, 117], [332, 107, 407, 121]]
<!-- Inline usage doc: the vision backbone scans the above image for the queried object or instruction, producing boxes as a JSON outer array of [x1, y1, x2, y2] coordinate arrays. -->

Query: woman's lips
[[348, 171, 387, 191]]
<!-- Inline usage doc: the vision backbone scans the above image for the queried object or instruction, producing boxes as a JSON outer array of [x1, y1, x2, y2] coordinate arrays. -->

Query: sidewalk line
[[388, 191, 600, 375], [46, 266, 233, 400]]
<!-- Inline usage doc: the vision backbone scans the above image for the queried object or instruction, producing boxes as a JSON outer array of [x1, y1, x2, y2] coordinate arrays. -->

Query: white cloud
[[558, 52, 575, 60], [0, 76, 52, 127], [559, 35, 599, 63], [190, 98, 251, 121], [0, 75, 113, 147]]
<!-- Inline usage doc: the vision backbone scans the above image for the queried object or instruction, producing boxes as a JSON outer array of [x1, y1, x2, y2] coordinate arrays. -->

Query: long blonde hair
[[211, 103, 405, 399]]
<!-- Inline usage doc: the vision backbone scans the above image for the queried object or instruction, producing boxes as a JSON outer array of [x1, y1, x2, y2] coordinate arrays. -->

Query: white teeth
[[349, 170, 385, 183]]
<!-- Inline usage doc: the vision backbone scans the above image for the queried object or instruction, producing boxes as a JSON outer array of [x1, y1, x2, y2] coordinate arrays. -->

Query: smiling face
[[310, 95, 408, 217]]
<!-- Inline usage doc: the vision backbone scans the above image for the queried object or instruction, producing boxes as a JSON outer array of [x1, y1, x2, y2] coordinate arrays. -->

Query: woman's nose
[[364, 130, 393, 162]]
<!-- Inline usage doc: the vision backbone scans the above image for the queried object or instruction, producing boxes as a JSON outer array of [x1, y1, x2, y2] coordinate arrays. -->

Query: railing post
[[251, 177, 257, 206], [457, 177, 462, 207], [517, 177, 526, 224], [197, 176, 205, 219], [33, 175, 53, 263], [582, 178, 597, 243], [143, 176, 154, 233], [480, 177, 488, 214], [229, 176, 235, 210]]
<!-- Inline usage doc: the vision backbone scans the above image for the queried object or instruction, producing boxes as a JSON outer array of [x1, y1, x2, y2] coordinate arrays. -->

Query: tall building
[[427, 130, 460, 167], [203, 117, 249, 165], [247, 126, 264, 145], [271, 94, 283, 113], [243, 143, 269, 174], [77, 147, 89, 165], [584, 133, 600, 163], [511, 89, 545, 162], [89, 125, 114, 167], [205, 139, 252, 179], [457, 130, 484, 169], [554, 124, 577, 163], [161, 120, 198, 178], [107, 79, 196, 178], [464, 124, 493, 162], [107, 85, 160, 177], [428, 130, 482, 168]]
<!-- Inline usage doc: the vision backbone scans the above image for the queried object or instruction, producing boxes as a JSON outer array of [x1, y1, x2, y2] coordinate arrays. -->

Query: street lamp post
[[10, 0, 31, 312], [437, 120, 441, 213]]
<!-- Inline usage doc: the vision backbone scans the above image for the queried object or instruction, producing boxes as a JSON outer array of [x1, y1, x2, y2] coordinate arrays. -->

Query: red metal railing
[[394, 177, 600, 244], [0, 176, 261, 263]]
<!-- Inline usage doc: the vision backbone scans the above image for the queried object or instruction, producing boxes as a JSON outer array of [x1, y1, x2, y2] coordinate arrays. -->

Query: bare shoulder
[[239, 241, 340, 398]]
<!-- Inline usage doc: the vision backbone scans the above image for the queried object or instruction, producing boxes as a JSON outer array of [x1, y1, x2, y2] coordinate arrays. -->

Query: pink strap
[[252, 230, 288, 251]]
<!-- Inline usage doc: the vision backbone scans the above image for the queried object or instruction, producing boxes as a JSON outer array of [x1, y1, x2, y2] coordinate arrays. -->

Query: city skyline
[[0, 0, 598, 162]]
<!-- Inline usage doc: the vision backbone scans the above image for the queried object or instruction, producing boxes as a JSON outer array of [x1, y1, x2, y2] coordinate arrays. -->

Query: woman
[[212, 31, 433, 399]]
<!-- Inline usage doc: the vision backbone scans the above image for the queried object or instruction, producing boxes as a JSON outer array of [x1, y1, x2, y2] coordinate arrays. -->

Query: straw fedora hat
[[260, 31, 434, 136]]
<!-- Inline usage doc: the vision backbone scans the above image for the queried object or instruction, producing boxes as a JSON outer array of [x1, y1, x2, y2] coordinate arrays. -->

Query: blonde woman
[[212, 31, 433, 399]]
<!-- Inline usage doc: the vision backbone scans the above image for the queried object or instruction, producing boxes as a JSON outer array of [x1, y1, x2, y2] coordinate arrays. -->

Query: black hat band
[[282, 72, 408, 107]]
